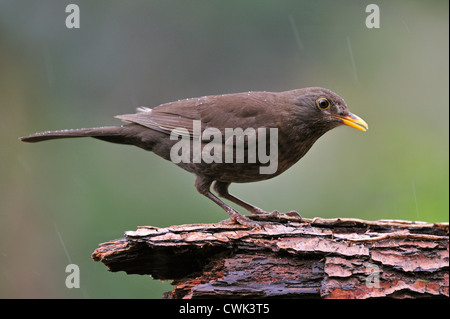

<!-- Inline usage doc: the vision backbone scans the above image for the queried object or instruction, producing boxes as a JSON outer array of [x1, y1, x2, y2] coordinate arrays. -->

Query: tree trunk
[[92, 216, 449, 299]]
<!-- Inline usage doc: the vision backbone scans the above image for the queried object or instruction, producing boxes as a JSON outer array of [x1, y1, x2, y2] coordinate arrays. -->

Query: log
[[91, 216, 449, 299]]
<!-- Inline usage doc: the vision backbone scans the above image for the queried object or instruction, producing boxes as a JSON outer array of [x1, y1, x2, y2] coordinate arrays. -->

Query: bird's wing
[[116, 107, 197, 138], [115, 92, 281, 139]]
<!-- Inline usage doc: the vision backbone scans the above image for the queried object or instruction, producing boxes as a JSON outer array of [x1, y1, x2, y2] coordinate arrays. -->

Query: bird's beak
[[332, 112, 368, 132]]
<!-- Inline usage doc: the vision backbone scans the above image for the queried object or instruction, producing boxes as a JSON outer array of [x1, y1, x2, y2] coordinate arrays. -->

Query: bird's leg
[[194, 176, 261, 227], [213, 181, 268, 215], [213, 181, 302, 221]]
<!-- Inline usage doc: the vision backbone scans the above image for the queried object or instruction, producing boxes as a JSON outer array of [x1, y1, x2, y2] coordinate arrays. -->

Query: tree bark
[[92, 216, 449, 299]]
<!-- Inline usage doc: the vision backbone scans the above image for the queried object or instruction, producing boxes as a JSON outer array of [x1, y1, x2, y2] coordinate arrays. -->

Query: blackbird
[[20, 87, 368, 226]]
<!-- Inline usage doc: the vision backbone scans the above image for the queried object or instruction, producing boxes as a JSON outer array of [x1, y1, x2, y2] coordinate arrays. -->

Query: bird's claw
[[286, 211, 302, 220], [250, 210, 302, 222], [219, 209, 302, 229], [219, 215, 265, 229]]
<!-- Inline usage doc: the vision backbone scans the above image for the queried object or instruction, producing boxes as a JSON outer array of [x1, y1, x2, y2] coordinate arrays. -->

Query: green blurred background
[[1, 0, 448, 298]]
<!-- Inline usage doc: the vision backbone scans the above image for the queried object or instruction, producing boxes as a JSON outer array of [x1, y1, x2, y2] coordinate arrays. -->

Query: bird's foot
[[250, 210, 302, 222], [220, 214, 265, 229], [219, 210, 302, 229], [285, 210, 302, 220], [219, 215, 264, 229]]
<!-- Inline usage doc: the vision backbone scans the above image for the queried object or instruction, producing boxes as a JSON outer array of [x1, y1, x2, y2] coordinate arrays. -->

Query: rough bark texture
[[92, 216, 449, 299]]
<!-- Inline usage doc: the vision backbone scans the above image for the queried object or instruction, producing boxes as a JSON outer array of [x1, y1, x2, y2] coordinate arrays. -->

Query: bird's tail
[[20, 126, 123, 143]]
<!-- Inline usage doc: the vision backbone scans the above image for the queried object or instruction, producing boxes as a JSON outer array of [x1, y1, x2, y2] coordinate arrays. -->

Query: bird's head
[[288, 87, 368, 133]]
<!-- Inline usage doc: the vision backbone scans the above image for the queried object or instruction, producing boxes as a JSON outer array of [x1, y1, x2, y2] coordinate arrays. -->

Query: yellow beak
[[332, 112, 368, 132]]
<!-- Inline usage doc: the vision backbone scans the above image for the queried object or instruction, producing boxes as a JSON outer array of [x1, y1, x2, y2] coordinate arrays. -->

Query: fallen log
[[92, 216, 449, 299]]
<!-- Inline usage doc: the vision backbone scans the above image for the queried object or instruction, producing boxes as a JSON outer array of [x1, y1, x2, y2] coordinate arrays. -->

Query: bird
[[20, 87, 368, 226]]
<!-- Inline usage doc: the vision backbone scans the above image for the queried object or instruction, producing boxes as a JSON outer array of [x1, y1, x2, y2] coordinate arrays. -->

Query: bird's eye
[[316, 98, 330, 110]]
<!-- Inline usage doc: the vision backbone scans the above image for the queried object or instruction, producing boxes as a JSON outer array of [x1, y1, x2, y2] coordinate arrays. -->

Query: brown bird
[[20, 87, 368, 226]]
